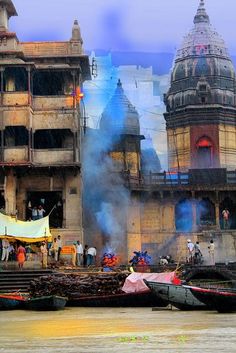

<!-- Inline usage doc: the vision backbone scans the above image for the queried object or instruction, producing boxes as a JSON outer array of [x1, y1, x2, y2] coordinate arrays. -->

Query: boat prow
[[144, 281, 207, 310]]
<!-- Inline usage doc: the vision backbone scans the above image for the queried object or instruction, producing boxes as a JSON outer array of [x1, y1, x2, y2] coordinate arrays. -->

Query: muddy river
[[0, 307, 235, 352]]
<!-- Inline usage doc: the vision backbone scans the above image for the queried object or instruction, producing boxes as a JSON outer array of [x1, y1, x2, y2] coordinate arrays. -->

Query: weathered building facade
[[0, 0, 90, 242]]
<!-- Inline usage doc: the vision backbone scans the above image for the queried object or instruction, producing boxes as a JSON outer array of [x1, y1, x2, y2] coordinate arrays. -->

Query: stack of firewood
[[29, 273, 128, 298]]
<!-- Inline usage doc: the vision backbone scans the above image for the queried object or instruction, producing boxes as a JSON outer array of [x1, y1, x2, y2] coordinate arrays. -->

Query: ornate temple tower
[[164, 0, 236, 171], [100, 79, 144, 177]]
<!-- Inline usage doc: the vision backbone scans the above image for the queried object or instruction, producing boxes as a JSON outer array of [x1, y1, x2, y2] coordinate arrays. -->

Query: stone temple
[[84, 0, 236, 264]]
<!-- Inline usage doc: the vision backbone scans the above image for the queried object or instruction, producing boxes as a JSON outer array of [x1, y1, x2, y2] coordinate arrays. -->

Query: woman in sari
[[17, 244, 26, 270]]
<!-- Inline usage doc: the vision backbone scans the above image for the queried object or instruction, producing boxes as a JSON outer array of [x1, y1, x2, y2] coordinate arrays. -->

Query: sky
[[10, 0, 236, 54]]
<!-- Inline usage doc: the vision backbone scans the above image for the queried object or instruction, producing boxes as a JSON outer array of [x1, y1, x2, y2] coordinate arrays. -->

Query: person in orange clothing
[[17, 243, 26, 270], [71, 242, 77, 267]]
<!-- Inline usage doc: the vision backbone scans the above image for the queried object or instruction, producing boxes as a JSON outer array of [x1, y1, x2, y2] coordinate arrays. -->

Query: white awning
[[0, 213, 51, 243]]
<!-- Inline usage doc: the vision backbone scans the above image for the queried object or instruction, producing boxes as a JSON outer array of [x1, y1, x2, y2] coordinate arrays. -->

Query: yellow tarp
[[0, 213, 52, 243]]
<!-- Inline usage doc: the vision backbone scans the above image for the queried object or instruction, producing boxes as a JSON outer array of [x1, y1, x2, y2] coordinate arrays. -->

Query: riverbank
[[1, 307, 236, 353]]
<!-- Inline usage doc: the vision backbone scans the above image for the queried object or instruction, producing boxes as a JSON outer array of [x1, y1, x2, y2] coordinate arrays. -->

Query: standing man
[[222, 208, 230, 229], [208, 239, 215, 266], [87, 246, 97, 266], [50, 237, 59, 261], [57, 235, 62, 261], [194, 241, 202, 265], [40, 241, 48, 269], [76, 240, 83, 266], [29, 206, 38, 221], [1, 237, 10, 262], [37, 205, 46, 219], [187, 239, 194, 264]]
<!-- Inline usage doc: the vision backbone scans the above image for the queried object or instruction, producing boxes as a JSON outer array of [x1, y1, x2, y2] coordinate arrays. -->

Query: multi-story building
[[0, 0, 90, 242]]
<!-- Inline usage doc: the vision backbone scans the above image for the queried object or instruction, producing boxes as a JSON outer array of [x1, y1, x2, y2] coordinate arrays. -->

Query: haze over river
[[0, 307, 235, 353]]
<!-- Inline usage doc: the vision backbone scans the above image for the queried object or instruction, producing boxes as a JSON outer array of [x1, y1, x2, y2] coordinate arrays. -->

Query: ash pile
[[29, 273, 129, 298]]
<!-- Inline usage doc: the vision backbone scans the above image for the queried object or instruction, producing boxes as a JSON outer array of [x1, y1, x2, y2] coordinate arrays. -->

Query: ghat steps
[[0, 269, 54, 292]]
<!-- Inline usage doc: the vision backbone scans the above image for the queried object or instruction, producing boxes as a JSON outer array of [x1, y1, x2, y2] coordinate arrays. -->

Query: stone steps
[[0, 269, 54, 293]]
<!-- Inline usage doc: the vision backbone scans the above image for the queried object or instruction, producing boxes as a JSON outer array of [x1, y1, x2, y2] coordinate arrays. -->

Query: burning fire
[[102, 252, 119, 268], [129, 251, 151, 266]]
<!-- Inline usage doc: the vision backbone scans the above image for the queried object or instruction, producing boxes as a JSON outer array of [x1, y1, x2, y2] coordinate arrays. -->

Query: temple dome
[[165, 0, 236, 111], [176, 0, 229, 61], [100, 79, 140, 136]]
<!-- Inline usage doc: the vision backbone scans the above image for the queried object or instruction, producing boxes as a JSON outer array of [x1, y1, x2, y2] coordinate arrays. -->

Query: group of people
[[28, 205, 46, 221], [1, 238, 26, 269], [71, 242, 97, 267], [42, 237, 97, 268], [187, 239, 215, 265]]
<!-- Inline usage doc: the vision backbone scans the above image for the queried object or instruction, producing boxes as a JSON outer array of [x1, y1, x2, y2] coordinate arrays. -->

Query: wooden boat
[[24, 295, 67, 311], [67, 290, 168, 307], [189, 286, 236, 313], [144, 281, 207, 310], [0, 293, 26, 310]]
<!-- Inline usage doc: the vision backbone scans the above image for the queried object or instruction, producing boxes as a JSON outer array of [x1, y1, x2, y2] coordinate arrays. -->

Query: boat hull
[[24, 295, 67, 311], [67, 291, 168, 307], [0, 294, 26, 310], [190, 286, 236, 313], [145, 281, 206, 310]]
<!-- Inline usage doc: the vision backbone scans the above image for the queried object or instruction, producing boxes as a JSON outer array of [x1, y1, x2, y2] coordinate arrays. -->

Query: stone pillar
[[127, 196, 142, 263], [0, 129, 3, 162], [191, 192, 198, 232], [192, 200, 198, 232], [5, 169, 17, 215], [0, 68, 4, 106], [27, 67, 32, 105], [215, 203, 220, 230]]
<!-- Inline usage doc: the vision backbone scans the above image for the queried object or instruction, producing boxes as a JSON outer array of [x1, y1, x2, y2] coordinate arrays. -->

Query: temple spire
[[71, 20, 83, 43], [194, 0, 209, 24], [0, 0, 17, 32]]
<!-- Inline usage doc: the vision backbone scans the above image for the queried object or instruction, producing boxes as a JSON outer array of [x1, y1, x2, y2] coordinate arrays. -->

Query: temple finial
[[71, 19, 83, 43], [194, 0, 209, 24], [117, 79, 122, 87]]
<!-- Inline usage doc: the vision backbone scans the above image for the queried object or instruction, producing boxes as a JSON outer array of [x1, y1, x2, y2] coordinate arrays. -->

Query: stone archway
[[196, 136, 213, 168], [175, 199, 193, 232], [197, 197, 215, 226]]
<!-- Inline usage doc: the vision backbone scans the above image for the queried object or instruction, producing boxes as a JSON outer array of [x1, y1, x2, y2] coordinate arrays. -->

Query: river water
[[0, 307, 235, 353]]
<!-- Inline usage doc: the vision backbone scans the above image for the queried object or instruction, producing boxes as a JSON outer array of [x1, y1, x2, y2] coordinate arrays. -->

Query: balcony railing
[[2, 92, 29, 106], [33, 96, 74, 110], [124, 169, 236, 188], [33, 149, 74, 165], [3, 147, 28, 163]]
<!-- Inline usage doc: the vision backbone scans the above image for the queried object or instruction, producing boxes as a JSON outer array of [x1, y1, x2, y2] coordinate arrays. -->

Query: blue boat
[[0, 294, 26, 310]]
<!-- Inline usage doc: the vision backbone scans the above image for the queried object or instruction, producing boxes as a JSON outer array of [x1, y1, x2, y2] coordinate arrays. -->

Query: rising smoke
[[82, 113, 130, 256]]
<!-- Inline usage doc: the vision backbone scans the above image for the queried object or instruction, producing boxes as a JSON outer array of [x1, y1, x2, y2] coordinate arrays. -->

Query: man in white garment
[[1, 238, 10, 262], [76, 241, 83, 266]]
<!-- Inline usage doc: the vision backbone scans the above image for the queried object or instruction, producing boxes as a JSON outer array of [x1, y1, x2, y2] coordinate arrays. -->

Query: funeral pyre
[[29, 273, 128, 298], [101, 252, 119, 268], [129, 251, 152, 266]]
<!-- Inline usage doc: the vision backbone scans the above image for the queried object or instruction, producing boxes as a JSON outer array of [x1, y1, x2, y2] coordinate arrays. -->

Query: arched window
[[197, 198, 215, 226], [175, 199, 193, 232], [196, 136, 213, 168]]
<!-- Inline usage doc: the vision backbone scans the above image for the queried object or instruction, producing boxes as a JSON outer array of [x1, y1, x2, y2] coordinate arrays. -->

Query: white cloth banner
[[0, 213, 51, 240]]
